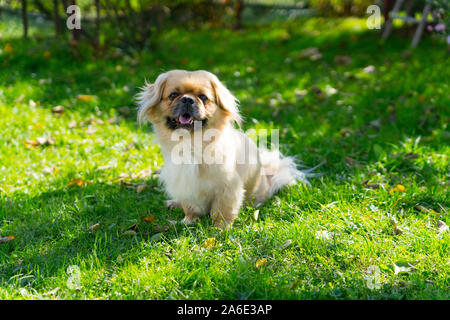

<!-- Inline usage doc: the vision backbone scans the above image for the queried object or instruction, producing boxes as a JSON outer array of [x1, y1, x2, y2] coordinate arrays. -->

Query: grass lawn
[[0, 13, 449, 300]]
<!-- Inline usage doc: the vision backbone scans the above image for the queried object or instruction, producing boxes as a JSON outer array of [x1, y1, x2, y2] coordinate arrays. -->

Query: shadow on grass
[[0, 181, 177, 280]]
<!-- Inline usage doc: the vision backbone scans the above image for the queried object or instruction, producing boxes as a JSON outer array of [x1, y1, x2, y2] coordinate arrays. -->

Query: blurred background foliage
[[1, 0, 447, 53]]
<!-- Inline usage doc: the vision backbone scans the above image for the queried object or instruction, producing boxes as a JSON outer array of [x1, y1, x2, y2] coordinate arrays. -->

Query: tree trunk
[[53, 0, 62, 36], [234, 0, 244, 29], [21, 0, 28, 38], [69, 0, 80, 41], [384, 0, 393, 24], [95, 0, 100, 49]]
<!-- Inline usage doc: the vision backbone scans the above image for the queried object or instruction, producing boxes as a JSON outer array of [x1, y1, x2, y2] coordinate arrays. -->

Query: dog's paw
[[165, 200, 181, 210], [181, 216, 197, 225], [212, 219, 233, 231]]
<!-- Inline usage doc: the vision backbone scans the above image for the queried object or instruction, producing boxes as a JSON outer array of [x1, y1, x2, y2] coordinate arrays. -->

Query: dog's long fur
[[137, 70, 308, 228]]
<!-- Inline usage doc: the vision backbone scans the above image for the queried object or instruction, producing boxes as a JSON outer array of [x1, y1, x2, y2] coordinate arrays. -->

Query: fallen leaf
[[415, 205, 438, 214], [255, 258, 267, 268], [36, 137, 55, 146], [344, 156, 361, 167], [202, 237, 215, 249], [390, 184, 406, 193], [4, 43, 13, 54], [281, 239, 293, 249], [405, 153, 419, 159], [0, 235, 15, 243], [362, 180, 380, 189], [77, 94, 96, 102], [126, 223, 138, 231], [24, 140, 39, 148], [150, 233, 163, 241], [334, 55, 352, 65], [136, 184, 147, 193], [299, 47, 320, 58], [42, 167, 57, 175], [89, 223, 100, 232], [315, 230, 334, 240], [154, 225, 170, 232], [52, 105, 65, 115], [437, 220, 449, 233], [95, 164, 114, 171], [394, 262, 417, 275], [117, 106, 131, 116], [142, 214, 155, 224], [137, 169, 152, 178], [68, 120, 77, 129], [362, 65, 376, 74], [253, 209, 259, 221], [389, 217, 403, 235], [86, 125, 96, 135], [68, 178, 85, 187], [324, 85, 338, 96]]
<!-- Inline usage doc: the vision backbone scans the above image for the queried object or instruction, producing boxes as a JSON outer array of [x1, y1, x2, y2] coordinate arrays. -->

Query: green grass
[[0, 13, 449, 299]]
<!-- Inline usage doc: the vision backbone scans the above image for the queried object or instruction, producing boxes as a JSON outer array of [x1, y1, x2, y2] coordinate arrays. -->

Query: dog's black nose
[[181, 96, 194, 105]]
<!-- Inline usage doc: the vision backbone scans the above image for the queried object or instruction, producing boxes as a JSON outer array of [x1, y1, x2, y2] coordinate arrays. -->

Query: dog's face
[[137, 70, 241, 132]]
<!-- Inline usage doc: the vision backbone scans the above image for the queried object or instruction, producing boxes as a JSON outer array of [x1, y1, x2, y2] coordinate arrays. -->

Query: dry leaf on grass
[[52, 105, 65, 115], [0, 235, 15, 243], [76, 94, 96, 102], [415, 205, 439, 215], [68, 120, 77, 129], [316, 230, 334, 240], [253, 209, 259, 221], [89, 223, 100, 233], [202, 238, 215, 249], [389, 217, 403, 235], [334, 55, 352, 65], [42, 167, 58, 175], [68, 178, 86, 187], [437, 220, 449, 234], [362, 180, 380, 189], [36, 137, 56, 146], [95, 164, 114, 171], [150, 233, 163, 241], [136, 184, 148, 193], [136, 169, 152, 179], [255, 258, 268, 268], [390, 184, 406, 193], [123, 230, 137, 237], [142, 214, 155, 224], [394, 262, 417, 275], [154, 225, 170, 233]]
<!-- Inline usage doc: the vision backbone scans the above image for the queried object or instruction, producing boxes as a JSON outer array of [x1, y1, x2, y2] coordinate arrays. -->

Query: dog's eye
[[168, 92, 179, 101], [198, 94, 208, 102]]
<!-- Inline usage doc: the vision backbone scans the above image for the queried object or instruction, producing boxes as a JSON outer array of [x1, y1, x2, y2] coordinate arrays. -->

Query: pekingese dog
[[137, 70, 309, 228]]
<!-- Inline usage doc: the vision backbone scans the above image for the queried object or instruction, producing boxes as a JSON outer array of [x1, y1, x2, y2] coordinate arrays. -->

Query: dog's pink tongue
[[179, 115, 193, 124]]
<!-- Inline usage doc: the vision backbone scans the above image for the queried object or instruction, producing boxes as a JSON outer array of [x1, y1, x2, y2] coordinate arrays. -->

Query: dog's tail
[[259, 149, 315, 200]]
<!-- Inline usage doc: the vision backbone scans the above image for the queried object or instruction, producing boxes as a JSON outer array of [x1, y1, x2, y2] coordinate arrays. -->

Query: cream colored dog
[[137, 70, 308, 228]]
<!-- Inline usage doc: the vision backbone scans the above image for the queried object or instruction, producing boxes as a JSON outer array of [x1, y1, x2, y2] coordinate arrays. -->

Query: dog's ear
[[136, 72, 168, 124], [210, 73, 242, 126]]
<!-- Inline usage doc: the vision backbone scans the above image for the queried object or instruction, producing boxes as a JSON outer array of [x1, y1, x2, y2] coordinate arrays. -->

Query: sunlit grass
[[0, 13, 449, 299]]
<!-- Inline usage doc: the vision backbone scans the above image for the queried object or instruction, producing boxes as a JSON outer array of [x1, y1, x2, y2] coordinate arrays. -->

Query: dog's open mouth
[[178, 114, 194, 125], [166, 114, 208, 130]]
